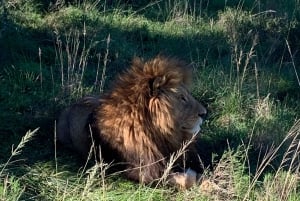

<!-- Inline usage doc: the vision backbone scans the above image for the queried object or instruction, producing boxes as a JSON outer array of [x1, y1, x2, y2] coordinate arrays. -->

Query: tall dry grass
[[54, 28, 111, 98], [198, 119, 300, 201], [0, 128, 39, 200]]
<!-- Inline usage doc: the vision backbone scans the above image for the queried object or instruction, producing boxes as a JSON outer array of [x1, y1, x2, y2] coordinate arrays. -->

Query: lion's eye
[[180, 95, 187, 102]]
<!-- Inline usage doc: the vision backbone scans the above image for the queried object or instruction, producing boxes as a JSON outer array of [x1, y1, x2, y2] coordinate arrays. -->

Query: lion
[[57, 55, 207, 189]]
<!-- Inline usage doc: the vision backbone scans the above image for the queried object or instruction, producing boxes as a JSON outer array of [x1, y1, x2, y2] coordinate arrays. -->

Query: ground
[[0, 1, 299, 200]]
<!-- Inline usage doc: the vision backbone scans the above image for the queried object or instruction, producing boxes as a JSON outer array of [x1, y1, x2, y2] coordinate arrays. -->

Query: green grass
[[1, 0, 300, 200]]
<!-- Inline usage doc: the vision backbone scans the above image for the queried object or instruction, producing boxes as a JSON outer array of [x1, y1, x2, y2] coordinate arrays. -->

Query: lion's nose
[[198, 109, 207, 120]]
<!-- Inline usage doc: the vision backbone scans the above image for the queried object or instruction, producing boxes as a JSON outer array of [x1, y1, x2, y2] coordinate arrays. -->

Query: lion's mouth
[[182, 118, 204, 135]]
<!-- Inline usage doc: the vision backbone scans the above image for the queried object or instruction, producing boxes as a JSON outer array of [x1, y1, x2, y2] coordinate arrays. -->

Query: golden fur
[[57, 55, 207, 187]]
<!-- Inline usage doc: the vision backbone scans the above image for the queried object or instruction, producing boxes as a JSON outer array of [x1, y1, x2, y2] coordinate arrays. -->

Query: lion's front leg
[[125, 161, 165, 184]]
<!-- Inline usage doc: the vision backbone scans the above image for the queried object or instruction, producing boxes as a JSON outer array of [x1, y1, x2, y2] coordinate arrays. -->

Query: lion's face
[[173, 86, 207, 135], [149, 84, 207, 138]]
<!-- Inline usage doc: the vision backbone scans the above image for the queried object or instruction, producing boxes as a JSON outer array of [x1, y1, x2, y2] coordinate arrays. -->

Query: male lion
[[57, 55, 207, 188]]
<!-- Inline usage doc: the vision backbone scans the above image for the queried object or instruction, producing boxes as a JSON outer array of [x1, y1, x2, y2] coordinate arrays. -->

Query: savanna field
[[0, 0, 300, 200]]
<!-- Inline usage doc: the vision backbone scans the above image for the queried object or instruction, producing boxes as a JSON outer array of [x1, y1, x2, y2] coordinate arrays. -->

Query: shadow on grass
[[0, 11, 229, 178]]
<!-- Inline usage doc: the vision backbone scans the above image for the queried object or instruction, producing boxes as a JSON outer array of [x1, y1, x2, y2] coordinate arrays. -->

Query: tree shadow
[[0, 9, 228, 167]]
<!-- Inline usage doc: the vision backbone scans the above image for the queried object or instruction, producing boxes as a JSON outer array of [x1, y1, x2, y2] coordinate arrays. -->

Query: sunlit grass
[[0, 0, 300, 200]]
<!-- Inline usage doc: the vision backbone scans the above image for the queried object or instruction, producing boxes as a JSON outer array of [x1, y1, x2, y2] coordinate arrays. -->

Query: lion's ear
[[149, 76, 166, 97]]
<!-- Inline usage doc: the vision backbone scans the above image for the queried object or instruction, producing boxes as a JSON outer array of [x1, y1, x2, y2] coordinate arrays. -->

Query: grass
[[1, 0, 300, 200]]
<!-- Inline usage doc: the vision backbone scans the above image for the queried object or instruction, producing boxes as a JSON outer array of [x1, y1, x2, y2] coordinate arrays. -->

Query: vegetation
[[0, 0, 299, 200]]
